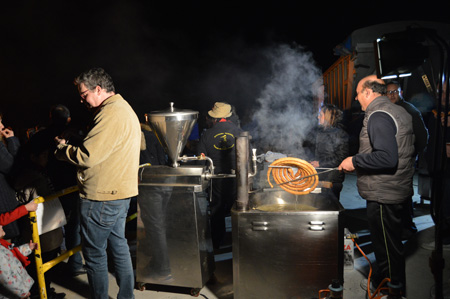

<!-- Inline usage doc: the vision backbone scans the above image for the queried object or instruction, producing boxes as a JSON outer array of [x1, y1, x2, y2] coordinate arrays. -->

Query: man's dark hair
[[74, 67, 115, 93], [386, 80, 402, 89], [362, 79, 387, 95], [50, 104, 71, 126]]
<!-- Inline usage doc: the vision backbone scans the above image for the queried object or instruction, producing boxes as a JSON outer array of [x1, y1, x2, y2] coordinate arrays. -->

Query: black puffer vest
[[356, 96, 415, 204]]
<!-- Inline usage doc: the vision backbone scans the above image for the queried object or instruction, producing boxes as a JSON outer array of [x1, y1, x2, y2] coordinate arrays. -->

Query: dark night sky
[[1, 0, 449, 135]]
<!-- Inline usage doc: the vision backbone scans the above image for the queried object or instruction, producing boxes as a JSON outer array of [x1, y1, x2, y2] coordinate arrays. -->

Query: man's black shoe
[[72, 265, 88, 277], [48, 288, 66, 299]]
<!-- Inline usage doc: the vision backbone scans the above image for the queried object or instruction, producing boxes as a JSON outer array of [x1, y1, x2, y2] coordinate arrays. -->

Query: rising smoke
[[246, 43, 323, 159]]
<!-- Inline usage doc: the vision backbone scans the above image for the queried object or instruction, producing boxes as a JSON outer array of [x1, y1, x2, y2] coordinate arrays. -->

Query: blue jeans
[[80, 198, 135, 299]]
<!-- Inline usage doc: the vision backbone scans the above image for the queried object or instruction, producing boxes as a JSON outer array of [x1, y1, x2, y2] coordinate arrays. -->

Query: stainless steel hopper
[[145, 102, 198, 167]]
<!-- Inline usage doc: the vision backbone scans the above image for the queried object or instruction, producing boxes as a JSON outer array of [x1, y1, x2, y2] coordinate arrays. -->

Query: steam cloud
[[247, 44, 322, 159]]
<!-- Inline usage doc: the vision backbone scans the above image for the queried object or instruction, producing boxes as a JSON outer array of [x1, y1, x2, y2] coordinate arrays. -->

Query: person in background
[[13, 133, 66, 299], [0, 201, 38, 299], [140, 122, 167, 166], [310, 104, 349, 200], [386, 81, 428, 155], [386, 81, 429, 239], [182, 122, 200, 158], [339, 75, 415, 295], [0, 112, 22, 242], [422, 79, 450, 251], [55, 67, 140, 299], [28, 104, 86, 277], [197, 102, 243, 249]]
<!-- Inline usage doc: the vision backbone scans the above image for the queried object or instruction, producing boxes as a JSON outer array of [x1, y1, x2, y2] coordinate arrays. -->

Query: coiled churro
[[267, 157, 319, 195]]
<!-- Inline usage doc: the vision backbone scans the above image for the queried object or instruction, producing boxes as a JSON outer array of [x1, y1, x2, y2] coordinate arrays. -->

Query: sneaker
[[360, 278, 376, 293], [421, 241, 450, 251]]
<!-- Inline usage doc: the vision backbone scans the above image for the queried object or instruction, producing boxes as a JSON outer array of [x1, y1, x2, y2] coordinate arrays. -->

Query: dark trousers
[[366, 200, 406, 292], [61, 192, 83, 272], [210, 178, 236, 249]]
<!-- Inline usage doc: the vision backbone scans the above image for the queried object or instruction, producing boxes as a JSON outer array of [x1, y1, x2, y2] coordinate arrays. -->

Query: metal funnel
[[146, 102, 198, 167]]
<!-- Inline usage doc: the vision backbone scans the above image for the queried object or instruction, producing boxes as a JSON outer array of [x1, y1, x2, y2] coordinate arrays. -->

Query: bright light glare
[[381, 75, 398, 80], [276, 197, 285, 204], [399, 73, 412, 78]]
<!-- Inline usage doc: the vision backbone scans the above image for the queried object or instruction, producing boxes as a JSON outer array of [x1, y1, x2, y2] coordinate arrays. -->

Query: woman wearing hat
[[197, 102, 243, 249]]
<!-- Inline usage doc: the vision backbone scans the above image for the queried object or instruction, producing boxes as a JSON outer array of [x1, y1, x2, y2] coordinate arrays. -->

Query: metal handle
[[309, 221, 325, 231], [309, 225, 325, 231], [252, 221, 269, 231], [310, 221, 325, 225]]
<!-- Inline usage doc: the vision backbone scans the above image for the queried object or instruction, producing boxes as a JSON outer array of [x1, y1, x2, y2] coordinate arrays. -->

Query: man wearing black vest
[[339, 75, 415, 295]]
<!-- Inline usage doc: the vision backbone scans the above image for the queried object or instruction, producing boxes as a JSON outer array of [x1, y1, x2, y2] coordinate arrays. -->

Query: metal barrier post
[[29, 208, 47, 299], [29, 185, 138, 299], [30, 186, 79, 299]]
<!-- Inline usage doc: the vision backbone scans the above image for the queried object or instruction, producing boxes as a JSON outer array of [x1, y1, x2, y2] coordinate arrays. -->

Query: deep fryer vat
[[232, 189, 344, 299]]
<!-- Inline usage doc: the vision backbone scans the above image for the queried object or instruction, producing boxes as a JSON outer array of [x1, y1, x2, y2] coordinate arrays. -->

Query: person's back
[[197, 102, 242, 249], [198, 120, 243, 174]]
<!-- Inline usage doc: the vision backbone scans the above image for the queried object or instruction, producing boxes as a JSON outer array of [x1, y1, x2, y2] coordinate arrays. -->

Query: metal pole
[[235, 132, 249, 211]]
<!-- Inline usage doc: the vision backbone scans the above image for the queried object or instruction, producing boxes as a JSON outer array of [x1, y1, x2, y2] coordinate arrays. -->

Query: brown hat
[[208, 102, 232, 118]]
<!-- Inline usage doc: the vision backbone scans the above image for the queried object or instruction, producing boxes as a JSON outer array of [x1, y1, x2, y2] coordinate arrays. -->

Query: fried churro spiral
[[267, 157, 319, 195]]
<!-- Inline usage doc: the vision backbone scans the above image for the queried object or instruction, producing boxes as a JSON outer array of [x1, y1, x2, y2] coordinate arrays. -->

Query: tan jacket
[[55, 94, 141, 201]]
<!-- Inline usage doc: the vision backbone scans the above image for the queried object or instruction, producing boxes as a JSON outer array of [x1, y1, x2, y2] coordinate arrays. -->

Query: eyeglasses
[[80, 89, 90, 99], [386, 90, 399, 95]]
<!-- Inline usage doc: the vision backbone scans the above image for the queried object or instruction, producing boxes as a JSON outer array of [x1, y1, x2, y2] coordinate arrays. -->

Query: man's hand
[[339, 156, 355, 172], [55, 136, 67, 145], [1, 128, 14, 138]]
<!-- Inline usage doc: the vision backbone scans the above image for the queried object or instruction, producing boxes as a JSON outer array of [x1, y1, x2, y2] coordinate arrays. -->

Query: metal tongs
[[268, 166, 339, 185]]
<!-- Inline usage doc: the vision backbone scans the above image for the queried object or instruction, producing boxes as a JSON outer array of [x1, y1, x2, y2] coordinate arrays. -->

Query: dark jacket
[[355, 96, 415, 204], [314, 126, 349, 184], [0, 136, 21, 238], [197, 119, 243, 174], [396, 99, 428, 154], [140, 129, 167, 166]]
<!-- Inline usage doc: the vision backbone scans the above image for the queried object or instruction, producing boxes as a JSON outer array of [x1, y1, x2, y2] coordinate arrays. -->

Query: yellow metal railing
[[29, 186, 137, 299]]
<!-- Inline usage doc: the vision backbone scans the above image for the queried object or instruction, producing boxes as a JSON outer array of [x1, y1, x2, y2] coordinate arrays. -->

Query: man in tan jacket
[[55, 67, 140, 299]]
